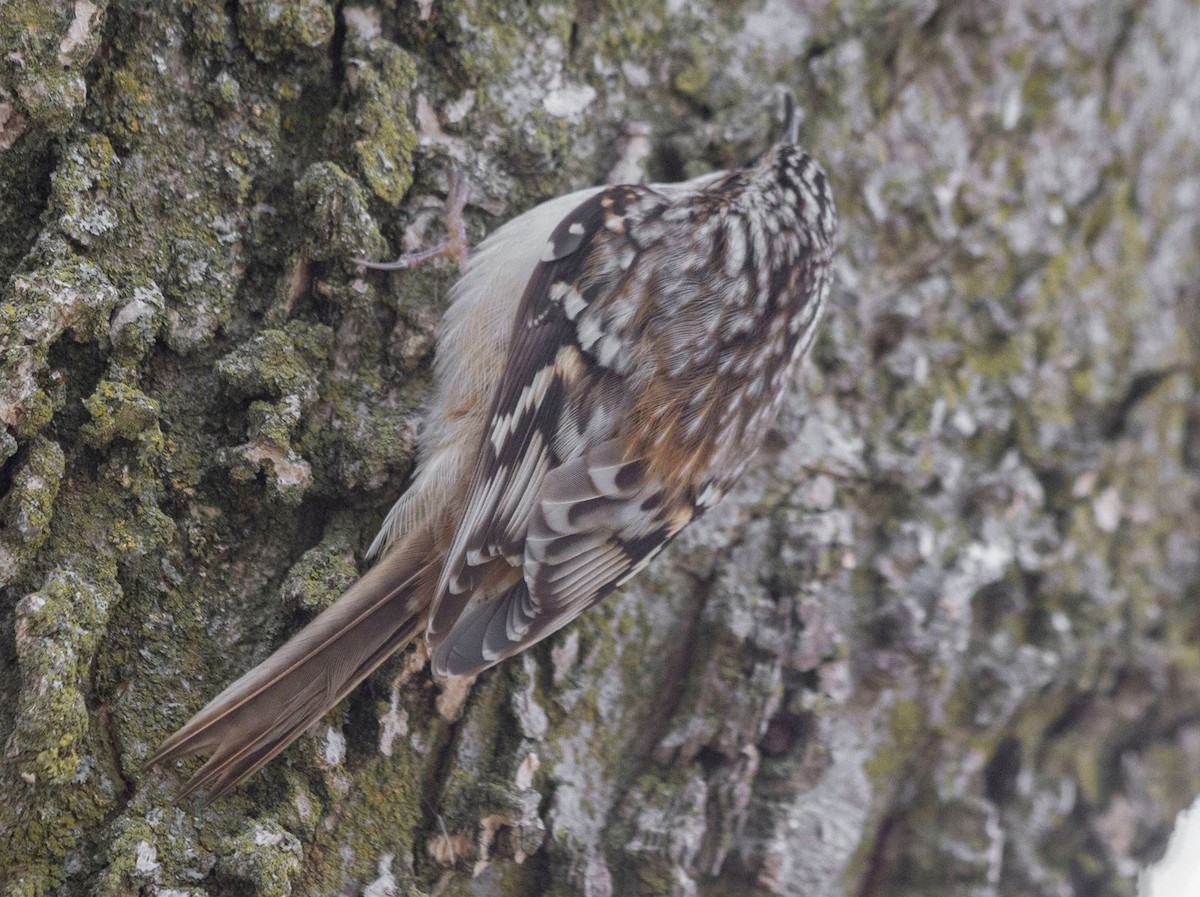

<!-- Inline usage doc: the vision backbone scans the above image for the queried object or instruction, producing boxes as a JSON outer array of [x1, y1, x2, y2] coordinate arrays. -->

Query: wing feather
[[433, 440, 691, 677], [429, 187, 666, 637], [428, 186, 705, 678]]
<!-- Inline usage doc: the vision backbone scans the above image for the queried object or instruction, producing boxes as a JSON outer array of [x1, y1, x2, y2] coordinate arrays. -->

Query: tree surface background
[[2, 2, 1199, 896]]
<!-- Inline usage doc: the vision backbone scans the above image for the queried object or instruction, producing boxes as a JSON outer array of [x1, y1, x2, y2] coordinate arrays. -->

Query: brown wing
[[431, 440, 695, 677], [427, 185, 699, 677]]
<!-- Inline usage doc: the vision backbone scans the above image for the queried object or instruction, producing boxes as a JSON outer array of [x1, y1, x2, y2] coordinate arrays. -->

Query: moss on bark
[[2, 2, 1200, 896]]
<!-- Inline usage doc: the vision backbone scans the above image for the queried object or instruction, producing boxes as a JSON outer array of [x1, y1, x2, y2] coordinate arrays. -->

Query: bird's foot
[[356, 172, 470, 271]]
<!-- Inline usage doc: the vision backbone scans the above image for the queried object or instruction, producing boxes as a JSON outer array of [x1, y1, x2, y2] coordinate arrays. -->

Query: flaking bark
[[2, 2, 1199, 896]]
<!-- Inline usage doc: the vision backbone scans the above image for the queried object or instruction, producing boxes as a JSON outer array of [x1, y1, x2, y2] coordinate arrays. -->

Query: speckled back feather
[[150, 107, 837, 799], [428, 145, 836, 677]]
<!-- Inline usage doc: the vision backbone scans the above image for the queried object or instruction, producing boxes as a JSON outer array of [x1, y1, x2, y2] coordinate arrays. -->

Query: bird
[[148, 95, 838, 802]]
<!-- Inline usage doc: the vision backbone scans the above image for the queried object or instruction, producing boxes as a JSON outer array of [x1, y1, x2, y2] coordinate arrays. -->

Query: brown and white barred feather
[[149, 115, 836, 800], [428, 146, 836, 677]]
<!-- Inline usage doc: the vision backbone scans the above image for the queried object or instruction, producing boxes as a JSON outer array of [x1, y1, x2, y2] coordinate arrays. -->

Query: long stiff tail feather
[[148, 532, 437, 802]]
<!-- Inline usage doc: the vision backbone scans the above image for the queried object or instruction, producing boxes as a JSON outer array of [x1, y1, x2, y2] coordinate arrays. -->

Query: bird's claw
[[356, 172, 470, 271]]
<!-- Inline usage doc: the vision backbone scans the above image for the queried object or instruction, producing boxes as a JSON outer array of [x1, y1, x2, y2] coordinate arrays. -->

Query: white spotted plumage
[[150, 98, 836, 801], [422, 131, 837, 677]]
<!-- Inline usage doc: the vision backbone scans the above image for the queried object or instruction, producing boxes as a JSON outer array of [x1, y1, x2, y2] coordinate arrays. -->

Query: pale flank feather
[[366, 187, 607, 562]]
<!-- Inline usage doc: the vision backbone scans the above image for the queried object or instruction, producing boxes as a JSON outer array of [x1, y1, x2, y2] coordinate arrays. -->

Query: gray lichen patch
[[0, 0, 106, 141], [49, 133, 120, 248], [2, 1, 1200, 896], [0, 240, 121, 438]]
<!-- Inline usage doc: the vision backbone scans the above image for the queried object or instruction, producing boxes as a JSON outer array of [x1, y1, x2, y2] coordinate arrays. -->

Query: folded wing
[[427, 186, 698, 677]]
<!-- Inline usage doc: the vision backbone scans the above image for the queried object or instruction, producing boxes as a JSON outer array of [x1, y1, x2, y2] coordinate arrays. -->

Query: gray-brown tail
[[148, 532, 438, 803]]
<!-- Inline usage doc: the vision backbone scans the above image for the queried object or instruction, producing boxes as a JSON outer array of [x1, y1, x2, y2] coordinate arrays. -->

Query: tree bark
[[2, 2, 1199, 896]]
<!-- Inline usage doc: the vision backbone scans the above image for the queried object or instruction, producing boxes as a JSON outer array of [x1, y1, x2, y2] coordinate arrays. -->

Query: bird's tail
[[147, 531, 438, 802]]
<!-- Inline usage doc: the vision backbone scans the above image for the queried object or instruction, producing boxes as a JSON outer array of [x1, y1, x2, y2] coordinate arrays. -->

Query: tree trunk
[[2, 2, 1199, 896]]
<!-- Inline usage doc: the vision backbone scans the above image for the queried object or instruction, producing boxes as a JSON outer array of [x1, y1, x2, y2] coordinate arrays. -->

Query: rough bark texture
[[2, 1, 1199, 896]]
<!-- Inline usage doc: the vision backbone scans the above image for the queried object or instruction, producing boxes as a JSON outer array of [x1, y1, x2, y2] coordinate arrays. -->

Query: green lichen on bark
[[1, 437, 65, 560], [1, 570, 119, 897], [331, 35, 418, 207], [236, 0, 335, 63], [279, 523, 357, 616], [2, 1, 1200, 896], [0, 0, 105, 140]]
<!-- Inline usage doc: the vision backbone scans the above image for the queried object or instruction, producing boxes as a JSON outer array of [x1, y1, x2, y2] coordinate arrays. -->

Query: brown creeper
[[150, 98, 837, 800]]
